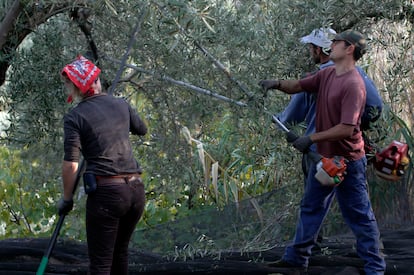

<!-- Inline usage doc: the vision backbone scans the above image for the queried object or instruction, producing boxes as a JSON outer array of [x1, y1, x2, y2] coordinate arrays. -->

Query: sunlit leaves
[[0, 146, 68, 238]]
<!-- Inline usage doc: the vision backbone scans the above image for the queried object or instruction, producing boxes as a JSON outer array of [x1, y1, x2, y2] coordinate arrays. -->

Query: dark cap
[[333, 30, 367, 56]]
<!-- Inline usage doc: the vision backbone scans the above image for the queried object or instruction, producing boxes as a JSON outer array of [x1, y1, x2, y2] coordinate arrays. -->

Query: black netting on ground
[[132, 186, 350, 255]]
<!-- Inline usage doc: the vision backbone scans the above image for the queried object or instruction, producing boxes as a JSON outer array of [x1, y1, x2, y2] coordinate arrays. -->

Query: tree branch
[[0, 2, 85, 87], [104, 55, 248, 107], [154, 2, 254, 100], [0, 0, 23, 50]]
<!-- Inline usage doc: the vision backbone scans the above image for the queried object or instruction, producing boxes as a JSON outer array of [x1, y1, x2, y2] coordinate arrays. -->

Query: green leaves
[[0, 146, 64, 238]]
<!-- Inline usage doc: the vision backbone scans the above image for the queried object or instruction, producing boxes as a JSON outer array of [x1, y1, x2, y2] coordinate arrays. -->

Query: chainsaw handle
[[286, 131, 298, 143], [272, 114, 321, 160], [285, 131, 320, 161]]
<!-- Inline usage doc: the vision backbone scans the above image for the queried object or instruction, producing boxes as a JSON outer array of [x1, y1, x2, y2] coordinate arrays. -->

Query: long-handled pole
[[36, 160, 85, 275]]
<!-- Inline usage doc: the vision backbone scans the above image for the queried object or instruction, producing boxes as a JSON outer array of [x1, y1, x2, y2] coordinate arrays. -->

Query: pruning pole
[[36, 160, 85, 275], [104, 56, 248, 108]]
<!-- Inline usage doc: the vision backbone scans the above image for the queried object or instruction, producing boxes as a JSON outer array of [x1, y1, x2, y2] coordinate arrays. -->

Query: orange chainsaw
[[373, 140, 409, 181], [272, 115, 347, 186]]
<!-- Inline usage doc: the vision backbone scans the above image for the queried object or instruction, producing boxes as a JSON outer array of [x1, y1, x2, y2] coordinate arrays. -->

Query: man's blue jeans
[[283, 157, 386, 275]]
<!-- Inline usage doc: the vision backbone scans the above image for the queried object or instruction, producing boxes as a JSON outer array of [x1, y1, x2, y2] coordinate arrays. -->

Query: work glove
[[286, 131, 298, 143], [258, 80, 280, 92], [57, 198, 73, 216], [292, 135, 313, 153]]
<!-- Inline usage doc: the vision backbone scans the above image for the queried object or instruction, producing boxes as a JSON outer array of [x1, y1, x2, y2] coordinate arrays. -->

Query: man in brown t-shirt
[[301, 65, 366, 160], [259, 30, 385, 275]]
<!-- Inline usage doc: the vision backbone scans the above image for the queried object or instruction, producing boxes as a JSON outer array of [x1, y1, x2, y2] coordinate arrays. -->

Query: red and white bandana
[[61, 55, 101, 102]]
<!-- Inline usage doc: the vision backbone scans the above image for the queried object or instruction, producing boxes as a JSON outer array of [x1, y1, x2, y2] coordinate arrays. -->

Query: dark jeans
[[86, 177, 145, 275], [284, 157, 386, 274], [301, 152, 325, 244], [301, 152, 315, 183]]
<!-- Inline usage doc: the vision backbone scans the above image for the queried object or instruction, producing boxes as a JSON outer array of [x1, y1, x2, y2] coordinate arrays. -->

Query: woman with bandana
[[58, 55, 147, 274]]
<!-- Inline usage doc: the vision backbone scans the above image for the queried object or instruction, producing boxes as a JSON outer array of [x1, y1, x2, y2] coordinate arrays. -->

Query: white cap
[[300, 28, 337, 49]]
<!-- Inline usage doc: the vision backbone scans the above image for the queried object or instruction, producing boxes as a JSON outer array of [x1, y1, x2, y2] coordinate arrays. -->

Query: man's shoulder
[[351, 68, 366, 81], [317, 66, 336, 77], [340, 69, 366, 93], [338, 68, 365, 84]]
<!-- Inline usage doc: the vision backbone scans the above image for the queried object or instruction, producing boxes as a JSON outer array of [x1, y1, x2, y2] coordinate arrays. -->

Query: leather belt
[[96, 174, 141, 185]]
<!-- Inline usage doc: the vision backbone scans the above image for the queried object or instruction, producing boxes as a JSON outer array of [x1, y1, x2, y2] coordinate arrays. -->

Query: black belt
[[96, 174, 141, 185]]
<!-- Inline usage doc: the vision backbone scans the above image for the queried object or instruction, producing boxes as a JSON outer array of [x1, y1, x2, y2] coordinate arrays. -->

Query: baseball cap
[[300, 28, 337, 49], [332, 30, 366, 52], [61, 55, 101, 102]]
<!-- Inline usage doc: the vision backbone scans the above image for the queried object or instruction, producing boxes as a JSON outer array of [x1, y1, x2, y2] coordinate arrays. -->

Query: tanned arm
[[310, 123, 355, 143], [62, 160, 79, 201], [277, 80, 303, 94]]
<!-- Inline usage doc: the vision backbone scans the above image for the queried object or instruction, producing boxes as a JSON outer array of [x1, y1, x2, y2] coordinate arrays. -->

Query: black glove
[[292, 135, 313, 153], [286, 131, 298, 143], [57, 198, 73, 216], [258, 80, 280, 91]]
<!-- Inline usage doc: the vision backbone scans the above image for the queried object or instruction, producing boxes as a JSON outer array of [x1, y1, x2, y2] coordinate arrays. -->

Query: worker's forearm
[[310, 124, 355, 143], [62, 161, 78, 200], [278, 80, 303, 94]]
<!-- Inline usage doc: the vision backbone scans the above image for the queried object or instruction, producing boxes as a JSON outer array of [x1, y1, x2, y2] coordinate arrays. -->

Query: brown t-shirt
[[299, 66, 366, 160]]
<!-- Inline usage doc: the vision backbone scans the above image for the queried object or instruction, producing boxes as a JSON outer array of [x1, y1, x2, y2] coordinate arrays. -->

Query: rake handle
[[36, 159, 85, 275]]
